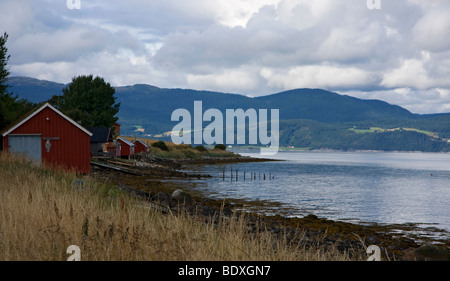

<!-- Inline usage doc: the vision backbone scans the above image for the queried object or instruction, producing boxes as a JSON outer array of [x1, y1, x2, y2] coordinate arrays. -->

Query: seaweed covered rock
[[171, 189, 194, 206], [401, 244, 450, 261]]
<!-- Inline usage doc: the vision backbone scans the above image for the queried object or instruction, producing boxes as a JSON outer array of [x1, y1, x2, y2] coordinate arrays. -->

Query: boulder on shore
[[171, 189, 194, 206], [401, 245, 450, 261]]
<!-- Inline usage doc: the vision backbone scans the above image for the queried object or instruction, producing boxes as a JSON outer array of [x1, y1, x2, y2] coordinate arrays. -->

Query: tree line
[[279, 119, 449, 152]]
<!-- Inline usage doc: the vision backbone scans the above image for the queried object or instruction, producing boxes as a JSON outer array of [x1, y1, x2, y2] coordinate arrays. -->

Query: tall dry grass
[[0, 152, 362, 261]]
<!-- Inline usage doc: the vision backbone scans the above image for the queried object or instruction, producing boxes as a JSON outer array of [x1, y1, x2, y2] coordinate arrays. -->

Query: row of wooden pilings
[[221, 166, 273, 181]]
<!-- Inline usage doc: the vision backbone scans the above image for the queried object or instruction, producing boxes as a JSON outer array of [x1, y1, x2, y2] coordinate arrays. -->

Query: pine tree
[[53, 74, 120, 128], [0, 32, 10, 96], [0, 32, 35, 131]]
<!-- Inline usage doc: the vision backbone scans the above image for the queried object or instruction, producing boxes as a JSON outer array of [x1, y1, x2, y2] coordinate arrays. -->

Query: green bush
[[214, 144, 227, 150], [194, 145, 207, 152], [183, 150, 198, 159], [151, 141, 169, 151]]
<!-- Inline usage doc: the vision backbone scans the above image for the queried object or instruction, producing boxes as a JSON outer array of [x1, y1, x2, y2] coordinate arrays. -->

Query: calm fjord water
[[186, 151, 450, 233]]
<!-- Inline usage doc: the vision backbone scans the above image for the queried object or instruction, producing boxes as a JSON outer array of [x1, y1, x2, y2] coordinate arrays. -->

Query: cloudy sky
[[2, 0, 450, 114]]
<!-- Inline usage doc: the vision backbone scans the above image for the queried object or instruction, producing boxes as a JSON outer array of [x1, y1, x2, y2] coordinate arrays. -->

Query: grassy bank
[[0, 152, 363, 261]]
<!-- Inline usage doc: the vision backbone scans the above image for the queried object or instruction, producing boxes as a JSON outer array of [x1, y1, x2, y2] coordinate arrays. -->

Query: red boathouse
[[2, 103, 93, 173], [116, 137, 135, 157], [133, 139, 150, 154]]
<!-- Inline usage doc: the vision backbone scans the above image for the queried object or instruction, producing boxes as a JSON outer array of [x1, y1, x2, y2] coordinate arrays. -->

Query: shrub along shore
[[1, 147, 449, 261]]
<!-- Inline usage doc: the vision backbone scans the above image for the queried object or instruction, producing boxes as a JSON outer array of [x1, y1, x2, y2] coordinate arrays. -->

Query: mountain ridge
[[6, 76, 450, 151], [7, 76, 414, 119]]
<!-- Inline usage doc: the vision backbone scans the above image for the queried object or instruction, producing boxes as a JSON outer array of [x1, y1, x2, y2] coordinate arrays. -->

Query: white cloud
[[381, 58, 431, 89], [187, 65, 262, 93], [261, 64, 375, 90], [0, 0, 34, 35], [11, 49, 167, 88], [341, 88, 450, 114], [412, 4, 450, 52], [212, 0, 281, 27], [381, 51, 450, 90]]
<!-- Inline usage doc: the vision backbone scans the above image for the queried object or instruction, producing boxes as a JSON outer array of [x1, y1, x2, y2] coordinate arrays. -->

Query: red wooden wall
[[117, 138, 134, 156], [134, 140, 149, 154], [4, 106, 91, 173]]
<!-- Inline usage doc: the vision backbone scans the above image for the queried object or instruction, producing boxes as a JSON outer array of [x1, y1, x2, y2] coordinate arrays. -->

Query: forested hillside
[[7, 76, 450, 152]]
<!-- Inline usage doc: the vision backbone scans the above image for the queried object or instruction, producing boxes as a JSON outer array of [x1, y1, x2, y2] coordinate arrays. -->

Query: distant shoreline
[[233, 147, 450, 154]]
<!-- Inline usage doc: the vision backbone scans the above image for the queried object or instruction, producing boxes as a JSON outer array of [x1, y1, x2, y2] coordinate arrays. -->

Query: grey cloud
[[5, 0, 450, 114], [412, 5, 450, 52], [152, 0, 426, 75], [10, 25, 145, 64]]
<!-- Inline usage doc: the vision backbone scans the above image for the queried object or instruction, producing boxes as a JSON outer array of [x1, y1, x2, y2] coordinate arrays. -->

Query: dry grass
[[0, 152, 362, 261]]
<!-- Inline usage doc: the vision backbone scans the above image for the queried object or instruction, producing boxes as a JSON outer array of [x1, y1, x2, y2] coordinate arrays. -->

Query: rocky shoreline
[[90, 154, 450, 261]]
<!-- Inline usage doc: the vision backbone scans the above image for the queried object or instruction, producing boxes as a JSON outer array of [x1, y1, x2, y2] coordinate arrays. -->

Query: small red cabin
[[116, 137, 135, 157], [2, 103, 92, 173], [133, 139, 150, 154]]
